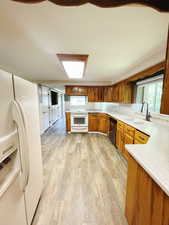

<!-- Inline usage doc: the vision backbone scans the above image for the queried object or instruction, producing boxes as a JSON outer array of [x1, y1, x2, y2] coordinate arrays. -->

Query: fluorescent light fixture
[[62, 61, 85, 79], [57, 54, 88, 79]]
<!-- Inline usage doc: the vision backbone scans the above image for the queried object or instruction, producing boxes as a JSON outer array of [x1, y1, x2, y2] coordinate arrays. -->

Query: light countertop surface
[[67, 109, 169, 196]]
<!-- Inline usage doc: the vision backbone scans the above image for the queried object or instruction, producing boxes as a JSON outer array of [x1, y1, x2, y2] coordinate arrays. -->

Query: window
[[136, 75, 163, 113], [70, 96, 87, 105]]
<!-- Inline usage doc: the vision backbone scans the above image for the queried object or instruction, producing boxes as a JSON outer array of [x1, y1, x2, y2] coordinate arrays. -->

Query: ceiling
[[0, 0, 169, 89]]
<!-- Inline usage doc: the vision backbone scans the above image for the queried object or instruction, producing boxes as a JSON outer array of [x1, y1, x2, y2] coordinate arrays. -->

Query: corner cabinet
[[88, 113, 109, 134], [97, 113, 109, 133], [126, 154, 169, 225]]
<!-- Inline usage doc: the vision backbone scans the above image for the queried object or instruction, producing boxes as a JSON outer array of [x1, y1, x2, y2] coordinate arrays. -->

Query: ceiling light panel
[[57, 54, 88, 79]]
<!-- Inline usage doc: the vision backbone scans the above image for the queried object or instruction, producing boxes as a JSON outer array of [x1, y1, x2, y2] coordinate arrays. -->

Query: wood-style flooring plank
[[32, 118, 128, 225]]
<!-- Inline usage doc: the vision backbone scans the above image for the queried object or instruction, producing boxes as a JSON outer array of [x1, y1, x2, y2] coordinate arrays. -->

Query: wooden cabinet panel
[[125, 154, 138, 225], [117, 120, 124, 131], [124, 124, 135, 137], [103, 87, 114, 102], [137, 166, 152, 225], [151, 181, 164, 225], [65, 83, 132, 103], [98, 114, 109, 133], [135, 130, 149, 144], [112, 84, 119, 102], [88, 113, 98, 131], [126, 155, 169, 225], [65, 86, 88, 96], [123, 133, 134, 159], [88, 87, 104, 102], [111, 82, 132, 103], [66, 112, 71, 131], [89, 113, 109, 134], [163, 194, 169, 225], [116, 128, 124, 153]]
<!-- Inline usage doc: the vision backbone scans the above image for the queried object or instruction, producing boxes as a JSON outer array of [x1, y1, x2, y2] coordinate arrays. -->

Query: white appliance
[[71, 112, 88, 133], [0, 69, 43, 225]]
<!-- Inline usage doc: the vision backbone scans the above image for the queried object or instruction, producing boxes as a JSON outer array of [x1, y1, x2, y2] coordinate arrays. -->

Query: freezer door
[[13, 75, 43, 225]]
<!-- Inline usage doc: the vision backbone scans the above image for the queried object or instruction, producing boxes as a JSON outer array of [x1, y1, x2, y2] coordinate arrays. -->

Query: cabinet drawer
[[124, 124, 135, 137], [117, 120, 124, 131], [135, 130, 149, 144]]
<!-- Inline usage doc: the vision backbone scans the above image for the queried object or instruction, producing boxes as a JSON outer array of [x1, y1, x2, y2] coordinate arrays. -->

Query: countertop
[[66, 109, 169, 196]]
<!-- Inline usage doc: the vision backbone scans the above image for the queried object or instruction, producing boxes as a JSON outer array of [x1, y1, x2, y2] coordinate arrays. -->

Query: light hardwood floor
[[32, 118, 128, 225]]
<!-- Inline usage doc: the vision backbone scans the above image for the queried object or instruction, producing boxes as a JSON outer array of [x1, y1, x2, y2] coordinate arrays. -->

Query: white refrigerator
[[0, 69, 43, 225]]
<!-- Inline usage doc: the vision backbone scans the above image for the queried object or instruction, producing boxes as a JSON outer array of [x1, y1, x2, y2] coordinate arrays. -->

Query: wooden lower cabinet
[[98, 113, 109, 133], [123, 133, 134, 159], [134, 130, 149, 144], [116, 128, 124, 153], [116, 120, 149, 159], [66, 112, 71, 131], [88, 113, 98, 131], [126, 154, 169, 225], [88, 113, 109, 134]]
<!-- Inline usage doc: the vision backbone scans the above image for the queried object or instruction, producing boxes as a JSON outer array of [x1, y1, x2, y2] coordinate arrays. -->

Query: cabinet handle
[[138, 136, 145, 140]]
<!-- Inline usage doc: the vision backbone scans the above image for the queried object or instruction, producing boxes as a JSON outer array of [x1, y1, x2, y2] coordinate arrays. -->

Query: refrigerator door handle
[[11, 100, 30, 192]]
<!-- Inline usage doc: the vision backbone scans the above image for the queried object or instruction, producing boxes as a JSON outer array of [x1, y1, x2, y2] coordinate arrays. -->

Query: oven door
[[71, 114, 88, 127]]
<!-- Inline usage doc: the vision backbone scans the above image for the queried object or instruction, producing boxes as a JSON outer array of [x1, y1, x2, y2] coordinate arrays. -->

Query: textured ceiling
[[0, 0, 169, 86]]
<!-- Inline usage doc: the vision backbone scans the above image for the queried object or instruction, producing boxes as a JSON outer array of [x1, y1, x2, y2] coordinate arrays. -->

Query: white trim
[[136, 74, 164, 86]]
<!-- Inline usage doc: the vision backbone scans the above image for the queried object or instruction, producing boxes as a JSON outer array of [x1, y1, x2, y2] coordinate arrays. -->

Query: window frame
[[135, 74, 164, 113]]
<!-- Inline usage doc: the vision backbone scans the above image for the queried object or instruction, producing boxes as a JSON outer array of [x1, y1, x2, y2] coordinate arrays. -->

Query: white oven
[[71, 112, 88, 133]]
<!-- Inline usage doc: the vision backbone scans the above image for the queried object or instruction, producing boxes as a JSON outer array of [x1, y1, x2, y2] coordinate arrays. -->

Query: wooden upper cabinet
[[88, 113, 98, 131], [112, 84, 119, 102], [65, 84, 132, 103], [88, 87, 104, 102], [114, 82, 132, 103], [88, 87, 97, 102], [103, 87, 114, 102], [65, 86, 88, 96]]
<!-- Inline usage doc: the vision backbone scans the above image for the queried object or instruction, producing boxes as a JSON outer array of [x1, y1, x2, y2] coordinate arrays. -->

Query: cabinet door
[[124, 133, 134, 159], [104, 87, 113, 102], [125, 154, 138, 225], [134, 130, 149, 144], [97, 87, 104, 102], [88, 114, 98, 131], [112, 84, 119, 102], [88, 87, 96, 102], [116, 129, 124, 153], [98, 114, 109, 133], [66, 112, 71, 131], [65, 86, 87, 96], [88, 87, 104, 102]]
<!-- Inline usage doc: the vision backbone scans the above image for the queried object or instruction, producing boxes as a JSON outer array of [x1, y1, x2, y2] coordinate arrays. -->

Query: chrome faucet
[[141, 102, 151, 121]]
